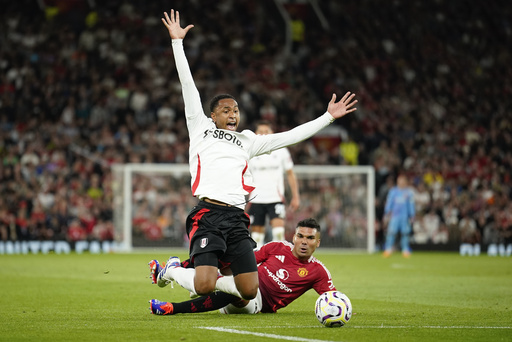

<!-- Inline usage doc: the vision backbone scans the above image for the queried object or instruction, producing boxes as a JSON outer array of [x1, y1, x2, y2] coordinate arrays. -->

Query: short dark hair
[[209, 94, 236, 113], [296, 218, 321, 231], [255, 120, 273, 130]]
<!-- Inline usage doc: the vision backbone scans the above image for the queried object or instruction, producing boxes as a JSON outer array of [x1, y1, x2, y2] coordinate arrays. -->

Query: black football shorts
[[247, 202, 286, 225], [186, 200, 257, 275]]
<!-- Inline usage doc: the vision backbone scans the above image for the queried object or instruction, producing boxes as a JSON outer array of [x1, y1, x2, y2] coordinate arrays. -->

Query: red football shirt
[[255, 241, 336, 313]]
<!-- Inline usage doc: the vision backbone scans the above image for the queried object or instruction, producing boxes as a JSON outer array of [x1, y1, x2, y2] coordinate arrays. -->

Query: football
[[315, 291, 352, 327]]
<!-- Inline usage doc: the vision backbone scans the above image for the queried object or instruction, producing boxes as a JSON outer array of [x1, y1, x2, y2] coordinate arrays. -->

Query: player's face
[[397, 175, 408, 188], [255, 124, 272, 135], [211, 98, 240, 131], [292, 227, 320, 260]]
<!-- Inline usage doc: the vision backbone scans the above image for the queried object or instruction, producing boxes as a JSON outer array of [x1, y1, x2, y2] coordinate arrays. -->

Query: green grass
[[1, 250, 511, 341]]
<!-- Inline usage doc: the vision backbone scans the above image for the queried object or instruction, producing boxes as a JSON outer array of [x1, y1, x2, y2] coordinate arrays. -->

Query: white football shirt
[[172, 39, 334, 209], [249, 148, 294, 204]]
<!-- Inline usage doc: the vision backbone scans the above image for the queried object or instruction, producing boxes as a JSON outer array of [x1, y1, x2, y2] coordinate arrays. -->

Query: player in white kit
[[151, 10, 357, 303], [248, 121, 300, 248]]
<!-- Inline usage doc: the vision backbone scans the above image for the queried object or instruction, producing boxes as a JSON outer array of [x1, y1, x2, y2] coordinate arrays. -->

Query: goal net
[[112, 164, 375, 253]]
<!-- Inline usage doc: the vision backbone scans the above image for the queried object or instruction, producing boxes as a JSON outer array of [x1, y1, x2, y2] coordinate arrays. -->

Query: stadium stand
[[0, 0, 510, 253]]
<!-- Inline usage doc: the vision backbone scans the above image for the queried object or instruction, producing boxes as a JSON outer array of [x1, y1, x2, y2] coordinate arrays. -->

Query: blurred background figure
[[247, 121, 300, 248], [383, 175, 415, 258]]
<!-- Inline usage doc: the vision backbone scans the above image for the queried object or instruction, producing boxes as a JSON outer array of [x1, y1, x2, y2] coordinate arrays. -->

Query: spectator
[[412, 213, 428, 244], [459, 213, 481, 256], [413, 181, 431, 214], [423, 209, 445, 244], [0, 1, 510, 255]]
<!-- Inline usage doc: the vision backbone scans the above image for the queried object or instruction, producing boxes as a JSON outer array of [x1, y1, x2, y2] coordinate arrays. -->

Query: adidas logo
[[275, 255, 285, 263]]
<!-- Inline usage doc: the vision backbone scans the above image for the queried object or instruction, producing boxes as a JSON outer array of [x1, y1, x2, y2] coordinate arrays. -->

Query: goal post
[[292, 165, 375, 253], [112, 164, 375, 253], [111, 163, 191, 252]]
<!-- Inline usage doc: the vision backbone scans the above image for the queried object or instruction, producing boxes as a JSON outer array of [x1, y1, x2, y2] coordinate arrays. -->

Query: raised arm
[[248, 92, 358, 157], [162, 10, 207, 127]]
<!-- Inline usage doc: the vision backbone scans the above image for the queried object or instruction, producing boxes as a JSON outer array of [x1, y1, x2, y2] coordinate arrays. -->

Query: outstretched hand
[[327, 92, 358, 120], [161, 9, 194, 40]]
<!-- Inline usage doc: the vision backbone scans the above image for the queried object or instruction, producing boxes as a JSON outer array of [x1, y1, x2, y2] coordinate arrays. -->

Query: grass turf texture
[[0, 251, 511, 342]]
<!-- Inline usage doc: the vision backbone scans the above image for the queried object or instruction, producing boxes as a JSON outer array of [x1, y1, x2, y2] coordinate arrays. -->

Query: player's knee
[[238, 283, 258, 300], [242, 291, 257, 300], [195, 284, 215, 295], [232, 298, 250, 308], [194, 279, 216, 295], [244, 289, 258, 300]]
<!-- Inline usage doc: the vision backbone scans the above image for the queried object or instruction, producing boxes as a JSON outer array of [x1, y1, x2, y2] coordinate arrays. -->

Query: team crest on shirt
[[297, 267, 308, 277], [200, 238, 208, 248]]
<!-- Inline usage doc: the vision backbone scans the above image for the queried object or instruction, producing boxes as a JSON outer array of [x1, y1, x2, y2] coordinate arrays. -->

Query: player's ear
[[211, 112, 216, 123]]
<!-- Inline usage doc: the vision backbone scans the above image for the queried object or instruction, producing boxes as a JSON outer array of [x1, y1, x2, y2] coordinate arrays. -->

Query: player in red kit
[[149, 218, 337, 315]]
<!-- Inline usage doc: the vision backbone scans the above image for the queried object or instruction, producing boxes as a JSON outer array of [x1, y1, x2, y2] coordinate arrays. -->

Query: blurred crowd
[[0, 0, 511, 251]]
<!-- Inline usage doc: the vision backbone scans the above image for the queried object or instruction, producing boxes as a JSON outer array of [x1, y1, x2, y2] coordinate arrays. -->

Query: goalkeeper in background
[[382, 174, 416, 258], [148, 218, 337, 315]]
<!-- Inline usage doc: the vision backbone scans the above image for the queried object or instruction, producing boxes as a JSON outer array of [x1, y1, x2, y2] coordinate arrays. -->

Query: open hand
[[161, 9, 194, 40], [327, 92, 358, 120]]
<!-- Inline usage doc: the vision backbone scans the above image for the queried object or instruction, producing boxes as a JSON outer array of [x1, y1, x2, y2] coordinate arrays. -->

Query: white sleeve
[[171, 39, 209, 130], [248, 112, 335, 157]]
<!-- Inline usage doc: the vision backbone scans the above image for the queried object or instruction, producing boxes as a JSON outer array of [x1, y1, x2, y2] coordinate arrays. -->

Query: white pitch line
[[199, 327, 340, 342], [204, 325, 512, 330], [351, 326, 512, 329]]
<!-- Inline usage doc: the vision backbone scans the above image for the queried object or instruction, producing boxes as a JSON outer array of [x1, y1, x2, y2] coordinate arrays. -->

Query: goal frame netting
[[112, 164, 375, 253]]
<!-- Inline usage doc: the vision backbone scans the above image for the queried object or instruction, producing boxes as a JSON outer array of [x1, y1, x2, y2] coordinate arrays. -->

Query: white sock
[[252, 232, 265, 249], [166, 267, 246, 298], [164, 267, 197, 295], [220, 298, 258, 314], [272, 227, 285, 241], [215, 275, 242, 298]]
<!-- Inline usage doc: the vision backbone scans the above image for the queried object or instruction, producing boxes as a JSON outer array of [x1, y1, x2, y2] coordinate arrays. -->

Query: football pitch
[[1, 250, 510, 342]]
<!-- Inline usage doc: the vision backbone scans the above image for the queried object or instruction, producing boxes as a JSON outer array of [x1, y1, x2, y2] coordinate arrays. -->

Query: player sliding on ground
[[157, 9, 356, 303], [148, 218, 337, 315]]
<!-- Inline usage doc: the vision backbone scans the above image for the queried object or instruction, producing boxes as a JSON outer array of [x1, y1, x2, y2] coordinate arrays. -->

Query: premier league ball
[[315, 291, 352, 327]]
